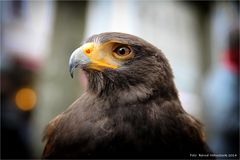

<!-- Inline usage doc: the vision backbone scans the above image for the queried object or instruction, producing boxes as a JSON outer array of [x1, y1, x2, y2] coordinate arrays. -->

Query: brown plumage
[[42, 32, 213, 159]]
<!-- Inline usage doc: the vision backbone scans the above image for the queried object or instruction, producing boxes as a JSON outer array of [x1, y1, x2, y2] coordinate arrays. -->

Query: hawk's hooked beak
[[69, 44, 91, 78], [69, 43, 119, 78]]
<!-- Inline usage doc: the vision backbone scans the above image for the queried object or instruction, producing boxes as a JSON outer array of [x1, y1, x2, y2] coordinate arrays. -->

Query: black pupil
[[116, 46, 130, 56], [118, 48, 126, 55]]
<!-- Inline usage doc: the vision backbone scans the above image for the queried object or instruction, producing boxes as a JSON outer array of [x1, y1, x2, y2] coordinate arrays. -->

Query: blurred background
[[1, 0, 239, 159]]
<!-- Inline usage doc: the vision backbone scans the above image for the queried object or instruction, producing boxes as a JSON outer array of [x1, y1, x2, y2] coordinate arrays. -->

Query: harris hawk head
[[69, 32, 178, 101]]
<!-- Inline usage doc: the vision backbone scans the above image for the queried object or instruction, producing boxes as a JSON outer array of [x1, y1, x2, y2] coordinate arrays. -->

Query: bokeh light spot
[[15, 88, 37, 111]]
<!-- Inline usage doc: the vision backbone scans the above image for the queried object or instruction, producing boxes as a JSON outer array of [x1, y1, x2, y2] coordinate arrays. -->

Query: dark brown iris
[[114, 46, 131, 56]]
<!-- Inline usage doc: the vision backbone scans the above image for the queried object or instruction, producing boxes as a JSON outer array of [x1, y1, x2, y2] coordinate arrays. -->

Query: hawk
[[42, 32, 213, 159]]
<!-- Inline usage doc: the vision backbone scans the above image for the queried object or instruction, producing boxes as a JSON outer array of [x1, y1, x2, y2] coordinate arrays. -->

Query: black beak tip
[[69, 63, 74, 78], [69, 63, 79, 79], [69, 67, 74, 78]]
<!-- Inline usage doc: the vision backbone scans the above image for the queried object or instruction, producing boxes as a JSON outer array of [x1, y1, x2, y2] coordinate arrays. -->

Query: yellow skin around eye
[[81, 42, 120, 70]]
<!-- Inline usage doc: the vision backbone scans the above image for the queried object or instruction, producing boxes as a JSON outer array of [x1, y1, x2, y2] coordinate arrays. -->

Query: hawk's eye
[[113, 45, 132, 60]]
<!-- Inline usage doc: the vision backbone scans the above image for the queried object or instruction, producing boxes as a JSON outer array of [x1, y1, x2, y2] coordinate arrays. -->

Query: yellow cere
[[81, 42, 119, 70], [83, 43, 94, 55]]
